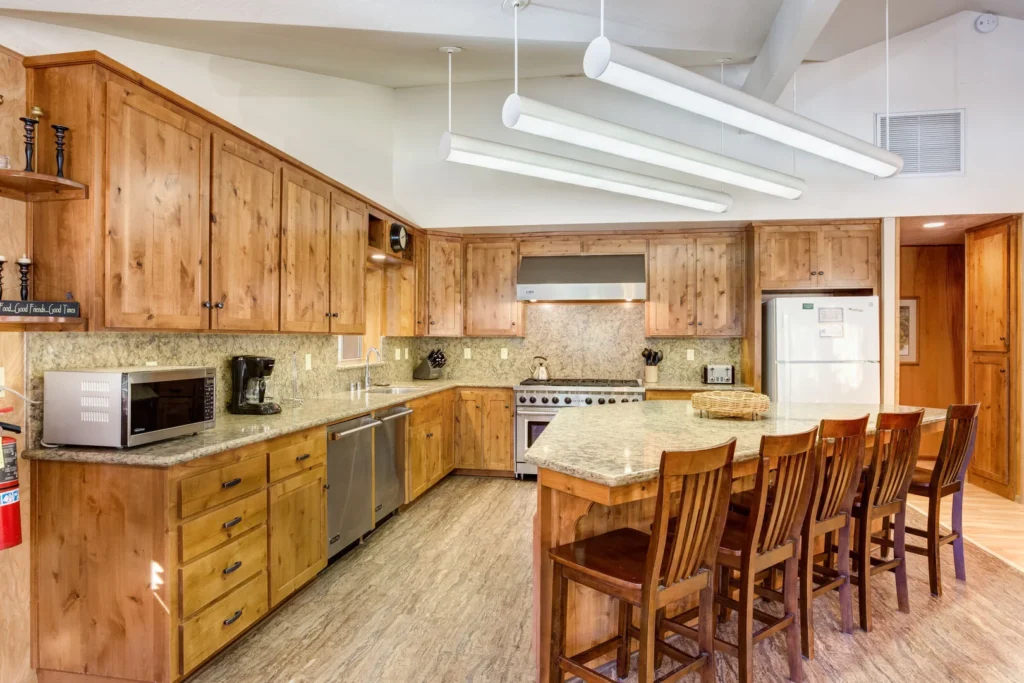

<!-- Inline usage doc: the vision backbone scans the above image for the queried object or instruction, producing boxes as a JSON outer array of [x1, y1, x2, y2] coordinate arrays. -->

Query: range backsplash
[[412, 303, 742, 385]]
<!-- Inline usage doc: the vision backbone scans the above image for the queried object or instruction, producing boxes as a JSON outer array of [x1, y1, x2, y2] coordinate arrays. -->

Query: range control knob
[[585, 398, 593, 405], [519, 397, 526, 403], [552, 397, 560, 404], [598, 398, 606, 405], [633, 398, 640, 402], [529, 397, 537, 404], [564, 397, 572, 404], [541, 397, 549, 404], [609, 398, 616, 404]]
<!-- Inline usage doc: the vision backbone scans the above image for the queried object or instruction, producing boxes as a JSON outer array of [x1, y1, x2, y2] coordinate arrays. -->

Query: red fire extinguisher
[[0, 406, 23, 551]]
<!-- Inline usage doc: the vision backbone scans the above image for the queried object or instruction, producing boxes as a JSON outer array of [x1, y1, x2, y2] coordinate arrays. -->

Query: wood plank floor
[[189, 476, 1024, 683]]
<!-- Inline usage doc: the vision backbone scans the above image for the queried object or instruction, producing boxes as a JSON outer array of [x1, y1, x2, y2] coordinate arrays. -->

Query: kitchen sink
[[367, 387, 421, 395]]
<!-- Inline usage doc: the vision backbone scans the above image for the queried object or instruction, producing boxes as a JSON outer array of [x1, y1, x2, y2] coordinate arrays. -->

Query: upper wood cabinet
[[757, 223, 878, 290], [105, 82, 211, 330], [647, 233, 746, 337], [463, 241, 523, 337], [425, 236, 463, 336], [519, 237, 582, 257], [330, 192, 368, 334], [384, 264, 416, 337], [280, 167, 332, 333], [966, 221, 1011, 353], [210, 133, 281, 332], [581, 236, 648, 255]]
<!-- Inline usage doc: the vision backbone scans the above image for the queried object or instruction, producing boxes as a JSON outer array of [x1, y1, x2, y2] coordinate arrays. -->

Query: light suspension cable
[[513, 1, 519, 94], [448, 49, 452, 132], [885, 0, 890, 152]]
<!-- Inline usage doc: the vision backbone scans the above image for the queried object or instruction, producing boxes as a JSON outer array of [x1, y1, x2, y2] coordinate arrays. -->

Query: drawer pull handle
[[296, 453, 311, 462], [222, 478, 242, 489], [223, 561, 243, 575], [223, 516, 243, 530], [223, 609, 243, 626]]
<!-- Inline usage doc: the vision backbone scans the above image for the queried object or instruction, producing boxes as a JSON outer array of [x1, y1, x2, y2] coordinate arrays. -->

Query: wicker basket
[[691, 391, 771, 419]]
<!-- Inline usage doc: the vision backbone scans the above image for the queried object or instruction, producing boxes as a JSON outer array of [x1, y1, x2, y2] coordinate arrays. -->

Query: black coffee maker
[[229, 356, 282, 415]]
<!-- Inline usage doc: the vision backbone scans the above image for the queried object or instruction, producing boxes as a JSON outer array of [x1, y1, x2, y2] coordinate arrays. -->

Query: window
[[338, 335, 363, 365]]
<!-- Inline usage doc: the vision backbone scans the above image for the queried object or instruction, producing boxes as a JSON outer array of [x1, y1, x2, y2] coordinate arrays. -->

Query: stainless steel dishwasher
[[373, 405, 413, 523], [326, 415, 380, 560]]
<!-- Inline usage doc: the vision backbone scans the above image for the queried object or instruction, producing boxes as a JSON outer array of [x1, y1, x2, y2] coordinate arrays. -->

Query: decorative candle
[[17, 255, 31, 302]]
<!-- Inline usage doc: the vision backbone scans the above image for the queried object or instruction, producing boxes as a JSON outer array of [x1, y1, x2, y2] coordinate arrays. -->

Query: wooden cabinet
[[967, 222, 1011, 353], [757, 224, 878, 290], [425, 236, 463, 336], [330, 192, 368, 334], [105, 81, 211, 330], [442, 389, 456, 473], [210, 133, 282, 331], [581, 236, 648, 255], [268, 465, 327, 607], [519, 237, 582, 256], [647, 233, 746, 337], [406, 390, 456, 501], [455, 388, 514, 471], [757, 227, 819, 289], [455, 391, 483, 469], [280, 166, 332, 332], [968, 354, 1010, 488], [384, 263, 416, 337], [818, 225, 878, 289], [464, 241, 522, 337]]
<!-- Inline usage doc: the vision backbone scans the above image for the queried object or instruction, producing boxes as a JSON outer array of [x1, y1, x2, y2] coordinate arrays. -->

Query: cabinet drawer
[[408, 397, 443, 427], [181, 525, 267, 618], [181, 571, 268, 675], [179, 456, 267, 519], [180, 491, 268, 563], [269, 435, 326, 483]]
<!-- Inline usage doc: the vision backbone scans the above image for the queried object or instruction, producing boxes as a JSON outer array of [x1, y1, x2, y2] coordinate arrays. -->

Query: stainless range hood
[[516, 254, 647, 302]]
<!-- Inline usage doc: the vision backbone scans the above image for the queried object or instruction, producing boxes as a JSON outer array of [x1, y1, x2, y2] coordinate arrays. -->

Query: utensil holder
[[644, 366, 659, 384]]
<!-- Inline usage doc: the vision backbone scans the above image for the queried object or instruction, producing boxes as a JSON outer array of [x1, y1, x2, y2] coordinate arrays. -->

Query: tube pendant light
[[583, 37, 904, 177], [502, 94, 807, 199]]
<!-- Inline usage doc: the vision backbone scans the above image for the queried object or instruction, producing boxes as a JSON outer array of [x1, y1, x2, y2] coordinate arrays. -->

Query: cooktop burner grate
[[518, 378, 642, 387]]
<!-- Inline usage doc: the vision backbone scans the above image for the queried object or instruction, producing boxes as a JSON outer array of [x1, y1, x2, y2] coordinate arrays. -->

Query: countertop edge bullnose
[[24, 380, 515, 467]]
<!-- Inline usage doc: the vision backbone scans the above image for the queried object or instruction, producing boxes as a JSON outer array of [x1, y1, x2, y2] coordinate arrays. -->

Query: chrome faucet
[[365, 347, 382, 389]]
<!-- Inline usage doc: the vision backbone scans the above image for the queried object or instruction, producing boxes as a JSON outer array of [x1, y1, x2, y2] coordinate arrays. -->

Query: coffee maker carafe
[[229, 356, 282, 415]]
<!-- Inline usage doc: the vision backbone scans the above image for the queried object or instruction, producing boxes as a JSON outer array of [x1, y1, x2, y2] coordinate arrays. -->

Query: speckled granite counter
[[644, 382, 755, 392], [524, 401, 947, 487], [24, 380, 512, 467]]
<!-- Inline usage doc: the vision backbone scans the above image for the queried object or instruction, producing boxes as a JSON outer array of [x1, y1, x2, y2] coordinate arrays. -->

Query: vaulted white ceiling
[[3, 0, 1022, 88]]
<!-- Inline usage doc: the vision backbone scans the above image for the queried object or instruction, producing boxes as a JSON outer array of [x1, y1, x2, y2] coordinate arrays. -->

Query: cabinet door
[[518, 238, 582, 257], [281, 167, 331, 333], [967, 222, 1011, 353], [384, 263, 416, 336], [818, 224, 878, 289], [464, 242, 522, 336], [442, 390, 456, 474], [646, 237, 696, 336], [408, 420, 432, 501], [581, 237, 648, 255], [695, 234, 746, 337], [481, 391, 513, 472], [758, 228, 819, 289], [455, 391, 484, 469], [268, 465, 326, 607], [414, 234, 430, 336], [968, 354, 1010, 487], [427, 237, 463, 336], [106, 82, 210, 330], [330, 192, 368, 334], [210, 133, 281, 331]]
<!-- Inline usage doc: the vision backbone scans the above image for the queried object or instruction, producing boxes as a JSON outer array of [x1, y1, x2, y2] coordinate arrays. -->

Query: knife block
[[413, 358, 441, 380]]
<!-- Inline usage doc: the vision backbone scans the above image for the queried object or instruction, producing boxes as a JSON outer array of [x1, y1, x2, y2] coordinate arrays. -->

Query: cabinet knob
[[325, 312, 331, 318], [332, 313, 339, 318], [818, 271, 824, 275], [223, 609, 243, 627], [810, 271, 816, 275], [203, 301, 213, 309], [215, 301, 224, 309], [697, 322, 703, 326], [429, 320, 435, 325]]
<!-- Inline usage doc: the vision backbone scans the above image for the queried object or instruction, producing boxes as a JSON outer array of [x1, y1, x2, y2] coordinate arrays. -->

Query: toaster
[[702, 364, 735, 385]]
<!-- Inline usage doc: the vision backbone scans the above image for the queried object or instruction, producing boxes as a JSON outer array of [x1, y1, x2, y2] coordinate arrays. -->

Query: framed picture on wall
[[899, 297, 919, 364]]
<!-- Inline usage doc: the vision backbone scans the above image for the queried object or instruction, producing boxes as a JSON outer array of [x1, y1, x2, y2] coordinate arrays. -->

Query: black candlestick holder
[[17, 257, 31, 302], [0, 258, 6, 301], [19, 117, 38, 173], [52, 125, 69, 178]]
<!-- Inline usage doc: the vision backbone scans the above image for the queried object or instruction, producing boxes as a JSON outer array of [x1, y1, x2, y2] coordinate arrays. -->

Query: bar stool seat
[[910, 467, 933, 487], [548, 527, 653, 594]]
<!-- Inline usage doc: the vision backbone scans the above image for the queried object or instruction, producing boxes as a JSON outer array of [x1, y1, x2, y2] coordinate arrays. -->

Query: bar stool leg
[[737, 566, 755, 683], [549, 563, 568, 683], [616, 601, 632, 679], [857, 515, 873, 632], [894, 509, 911, 613], [880, 515, 892, 560], [637, 601, 658, 683], [718, 565, 731, 623], [799, 532, 814, 659], [653, 607, 666, 670], [927, 494, 943, 597], [698, 584, 716, 683], [837, 519, 854, 635], [784, 556, 803, 682], [952, 490, 967, 582]]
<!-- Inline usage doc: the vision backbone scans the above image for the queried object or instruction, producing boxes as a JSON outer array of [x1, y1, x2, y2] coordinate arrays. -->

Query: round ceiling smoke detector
[[438, 46, 463, 54], [502, 0, 530, 11], [975, 13, 999, 34]]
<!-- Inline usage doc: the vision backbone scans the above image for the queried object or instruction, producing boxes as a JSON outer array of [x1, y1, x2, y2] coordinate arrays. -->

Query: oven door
[[125, 368, 215, 447], [515, 407, 561, 476]]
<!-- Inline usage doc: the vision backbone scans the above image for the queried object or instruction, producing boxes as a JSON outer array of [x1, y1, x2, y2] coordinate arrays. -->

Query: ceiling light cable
[[514, 1, 520, 94], [885, 0, 890, 153], [600, 0, 605, 37], [447, 49, 453, 132]]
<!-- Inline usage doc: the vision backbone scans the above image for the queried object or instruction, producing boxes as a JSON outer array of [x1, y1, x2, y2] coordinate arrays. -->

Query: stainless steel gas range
[[514, 378, 645, 477]]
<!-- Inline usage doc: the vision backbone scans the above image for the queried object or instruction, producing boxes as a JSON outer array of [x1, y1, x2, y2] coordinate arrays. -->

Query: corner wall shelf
[[0, 316, 85, 331], [0, 169, 88, 202]]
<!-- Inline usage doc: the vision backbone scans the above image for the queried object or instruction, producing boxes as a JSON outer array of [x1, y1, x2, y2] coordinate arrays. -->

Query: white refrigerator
[[763, 296, 881, 405]]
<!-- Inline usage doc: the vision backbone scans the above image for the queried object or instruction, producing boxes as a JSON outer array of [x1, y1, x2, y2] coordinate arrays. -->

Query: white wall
[[393, 11, 1024, 228], [0, 16, 406, 217]]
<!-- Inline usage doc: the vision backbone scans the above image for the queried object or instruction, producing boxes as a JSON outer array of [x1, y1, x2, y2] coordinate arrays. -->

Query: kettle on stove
[[531, 356, 549, 381]]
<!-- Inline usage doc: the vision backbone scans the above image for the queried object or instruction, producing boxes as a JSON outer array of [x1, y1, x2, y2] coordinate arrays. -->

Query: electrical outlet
[[464, 347, 472, 360], [394, 348, 402, 361], [305, 354, 312, 370], [0, 366, 5, 398], [404, 348, 409, 360], [686, 349, 695, 361], [500, 348, 508, 360]]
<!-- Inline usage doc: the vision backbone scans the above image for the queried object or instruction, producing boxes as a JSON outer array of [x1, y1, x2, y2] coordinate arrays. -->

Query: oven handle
[[516, 409, 561, 417]]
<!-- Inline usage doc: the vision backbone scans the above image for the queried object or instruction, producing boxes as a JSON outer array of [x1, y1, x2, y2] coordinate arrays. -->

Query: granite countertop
[[24, 379, 513, 468], [524, 401, 948, 487], [644, 382, 756, 392]]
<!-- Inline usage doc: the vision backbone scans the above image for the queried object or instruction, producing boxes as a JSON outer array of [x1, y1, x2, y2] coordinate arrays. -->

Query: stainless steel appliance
[[702, 364, 735, 385], [514, 378, 645, 477], [517, 254, 647, 302], [229, 355, 282, 415], [372, 406, 413, 523], [326, 415, 378, 559], [43, 367, 215, 448]]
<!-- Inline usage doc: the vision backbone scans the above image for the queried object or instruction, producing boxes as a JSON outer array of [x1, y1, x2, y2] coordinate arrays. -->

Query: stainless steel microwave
[[43, 367, 216, 448]]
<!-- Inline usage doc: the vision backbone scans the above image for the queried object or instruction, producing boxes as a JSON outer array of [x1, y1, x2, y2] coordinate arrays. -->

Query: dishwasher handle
[[378, 408, 414, 423], [329, 419, 383, 440]]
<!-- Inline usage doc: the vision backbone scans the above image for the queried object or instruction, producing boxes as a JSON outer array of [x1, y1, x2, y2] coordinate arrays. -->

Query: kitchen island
[[525, 400, 947, 680]]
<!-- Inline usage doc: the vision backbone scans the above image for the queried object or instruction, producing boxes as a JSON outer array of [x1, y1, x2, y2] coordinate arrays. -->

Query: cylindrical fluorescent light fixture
[[584, 37, 904, 178], [439, 132, 732, 212], [502, 94, 806, 199]]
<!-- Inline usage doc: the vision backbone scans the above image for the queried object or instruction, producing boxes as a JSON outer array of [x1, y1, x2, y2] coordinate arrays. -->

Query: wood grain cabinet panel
[[647, 237, 696, 336], [757, 224, 879, 290], [818, 224, 878, 289], [210, 133, 282, 331], [464, 241, 522, 337], [181, 571, 268, 675], [968, 354, 1010, 487], [426, 237, 463, 336], [581, 237, 648, 255], [442, 389, 456, 473], [409, 417, 443, 501], [330, 192, 368, 334], [180, 526, 267, 617], [384, 263, 416, 337], [758, 228, 819, 290], [519, 237, 582, 257], [694, 234, 745, 336], [105, 81, 210, 329], [967, 222, 1011, 353], [179, 491, 267, 563], [280, 166, 332, 332], [268, 465, 327, 606], [178, 455, 267, 519], [455, 390, 484, 469], [482, 391, 514, 471]]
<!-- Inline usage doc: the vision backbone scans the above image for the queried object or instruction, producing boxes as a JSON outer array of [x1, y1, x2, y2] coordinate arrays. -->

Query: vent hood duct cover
[[517, 254, 647, 301]]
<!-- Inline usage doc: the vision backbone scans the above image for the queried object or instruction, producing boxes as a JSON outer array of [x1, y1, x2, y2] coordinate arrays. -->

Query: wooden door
[[427, 237, 463, 336], [968, 354, 1010, 488], [758, 227, 819, 289], [105, 82, 210, 329], [694, 234, 745, 336], [464, 241, 522, 336], [455, 391, 484, 469], [329, 192, 368, 334], [268, 466, 326, 606], [818, 224, 878, 289], [414, 233, 430, 336], [967, 222, 1011, 353], [210, 132, 281, 331], [280, 166, 331, 333], [408, 420, 432, 500], [646, 237, 696, 336], [481, 390, 513, 472], [442, 390, 456, 474], [384, 263, 416, 336]]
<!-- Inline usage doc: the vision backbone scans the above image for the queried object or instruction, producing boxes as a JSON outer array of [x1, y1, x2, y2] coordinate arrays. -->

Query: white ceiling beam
[[742, 0, 843, 103]]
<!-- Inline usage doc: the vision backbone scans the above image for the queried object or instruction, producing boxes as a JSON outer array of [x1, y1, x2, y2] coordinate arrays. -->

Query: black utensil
[[642, 348, 652, 366], [654, 350, 663, 366]]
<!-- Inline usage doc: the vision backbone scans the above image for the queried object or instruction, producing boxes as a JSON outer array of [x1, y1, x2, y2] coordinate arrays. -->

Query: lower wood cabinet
[[645, 389, 696, 401], [455, 388, 514, 472], [407, 389, 456, 502], [268, 465, 327, 606]]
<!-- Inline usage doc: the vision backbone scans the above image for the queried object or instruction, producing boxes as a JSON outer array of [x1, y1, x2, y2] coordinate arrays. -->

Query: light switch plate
[[500, 348, 508, 360], [404, 348, 409, 359], [305, 354, 312, 370], [686, 349, 695, 361], [464, 348, 472, 359], [394, 348, 401, 360], [145, 361, 158, 367]]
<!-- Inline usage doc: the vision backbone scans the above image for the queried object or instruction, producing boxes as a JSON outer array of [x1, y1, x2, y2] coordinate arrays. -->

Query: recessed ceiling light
[[371, 253, 387, 261], [922, 221, 947, 228], [529, 299, 538, 303]]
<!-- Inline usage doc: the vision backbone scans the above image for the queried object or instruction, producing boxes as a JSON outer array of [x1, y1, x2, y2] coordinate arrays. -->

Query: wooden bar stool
[[548, 439, 736, 683], [906, 404, 979, 597], [849, 410, 923, 632], [671, 428, 818, 683]]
